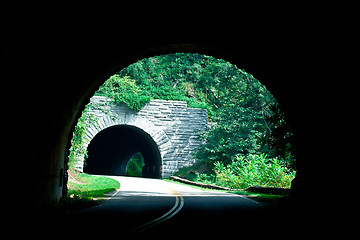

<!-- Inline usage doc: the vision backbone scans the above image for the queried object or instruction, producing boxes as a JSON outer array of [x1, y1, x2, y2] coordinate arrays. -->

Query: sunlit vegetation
[[67, 170, 120, 198], [68, 53, 296, 191]]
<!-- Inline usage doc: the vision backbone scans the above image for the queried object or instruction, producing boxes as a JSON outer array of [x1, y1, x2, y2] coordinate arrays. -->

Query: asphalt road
[[65, 176, 279, 239]]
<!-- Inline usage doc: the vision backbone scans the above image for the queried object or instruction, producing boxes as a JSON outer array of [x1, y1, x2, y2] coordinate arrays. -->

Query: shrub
[[213, 154, 295, 189]]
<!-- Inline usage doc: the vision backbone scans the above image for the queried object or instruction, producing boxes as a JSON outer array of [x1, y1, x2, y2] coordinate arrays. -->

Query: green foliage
[[117, 53, 230, 118], [260, 102, 296, 169], [68, 103, 98, 168], [194, 69, 277, 166], [126, 152, 145, 177], [68, 96, 116, 168], [117, 53, 285, 169], [96, 75, 150, 111], [68, 52, 296, 190], [68, 112, 88, 168], [212, 154, 295, 189]]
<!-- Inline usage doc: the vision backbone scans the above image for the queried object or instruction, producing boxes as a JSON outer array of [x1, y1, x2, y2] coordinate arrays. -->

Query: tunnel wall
[[76, 96, 207, 178], [4, 17, 327, 210]]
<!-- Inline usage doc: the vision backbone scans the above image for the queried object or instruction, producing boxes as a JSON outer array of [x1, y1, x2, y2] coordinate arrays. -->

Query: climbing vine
[[68, 97, 116, 168], [68, 104, 92, 168]]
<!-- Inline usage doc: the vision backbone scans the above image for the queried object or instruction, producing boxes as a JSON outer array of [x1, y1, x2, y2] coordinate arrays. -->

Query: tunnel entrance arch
[[74, 96, 207, 178], [84, 125, 161, 178], [7, 22, 312, 209], [74, 98, 173, 178]]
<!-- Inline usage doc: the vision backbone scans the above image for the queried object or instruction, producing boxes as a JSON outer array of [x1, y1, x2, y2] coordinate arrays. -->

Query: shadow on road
[[32, 177, 298, 239]]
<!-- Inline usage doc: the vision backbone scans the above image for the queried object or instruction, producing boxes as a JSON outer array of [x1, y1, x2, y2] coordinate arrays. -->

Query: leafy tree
[[260, 102, 296, 169], [195, 69, 276, 165]]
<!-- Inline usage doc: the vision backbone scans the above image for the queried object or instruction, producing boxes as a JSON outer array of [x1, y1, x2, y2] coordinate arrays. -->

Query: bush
[[213, 154, 295, 189]]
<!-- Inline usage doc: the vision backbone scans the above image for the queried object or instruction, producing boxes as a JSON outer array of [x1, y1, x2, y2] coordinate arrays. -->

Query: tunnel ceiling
[[85, 125, 161, 178], [3, 15, 330, 209]]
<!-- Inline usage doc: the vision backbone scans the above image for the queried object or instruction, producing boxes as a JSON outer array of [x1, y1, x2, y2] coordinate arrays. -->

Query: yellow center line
[[125, 187, 184, 238]]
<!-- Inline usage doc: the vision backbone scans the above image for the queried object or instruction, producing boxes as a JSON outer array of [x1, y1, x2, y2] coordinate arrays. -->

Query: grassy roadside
[[47, 170, 120, 215], [164, 178, 290, 206], [67, 170, 120, 199]]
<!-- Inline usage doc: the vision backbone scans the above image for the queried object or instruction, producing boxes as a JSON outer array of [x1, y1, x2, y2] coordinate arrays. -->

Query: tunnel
[[84, 125, 161, 178], [3, 15, 332, 218]]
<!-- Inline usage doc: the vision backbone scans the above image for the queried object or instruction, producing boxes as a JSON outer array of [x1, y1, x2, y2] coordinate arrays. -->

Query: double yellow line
[[126, 188, 184, 237]]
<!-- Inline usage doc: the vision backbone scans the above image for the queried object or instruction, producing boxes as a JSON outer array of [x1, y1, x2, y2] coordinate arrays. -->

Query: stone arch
[[84, 124, 162, 178], [74, 97, 172, 178]]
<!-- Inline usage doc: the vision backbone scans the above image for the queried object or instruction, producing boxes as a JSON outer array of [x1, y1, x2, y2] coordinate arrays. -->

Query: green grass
[[67, 172, 120, 199], [46, 172, 121, 215]]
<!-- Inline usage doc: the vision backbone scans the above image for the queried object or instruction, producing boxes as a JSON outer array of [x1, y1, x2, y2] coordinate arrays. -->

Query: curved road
[[69, 176, 266, 239]]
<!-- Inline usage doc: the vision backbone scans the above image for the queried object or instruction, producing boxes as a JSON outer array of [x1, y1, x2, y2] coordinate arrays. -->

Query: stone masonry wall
[[138, 99, 207, 177], [77, 96, 207, 178]]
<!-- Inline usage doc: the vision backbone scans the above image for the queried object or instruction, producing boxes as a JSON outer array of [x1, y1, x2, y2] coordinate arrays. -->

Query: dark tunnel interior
[[84, 125, 161, 178]]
